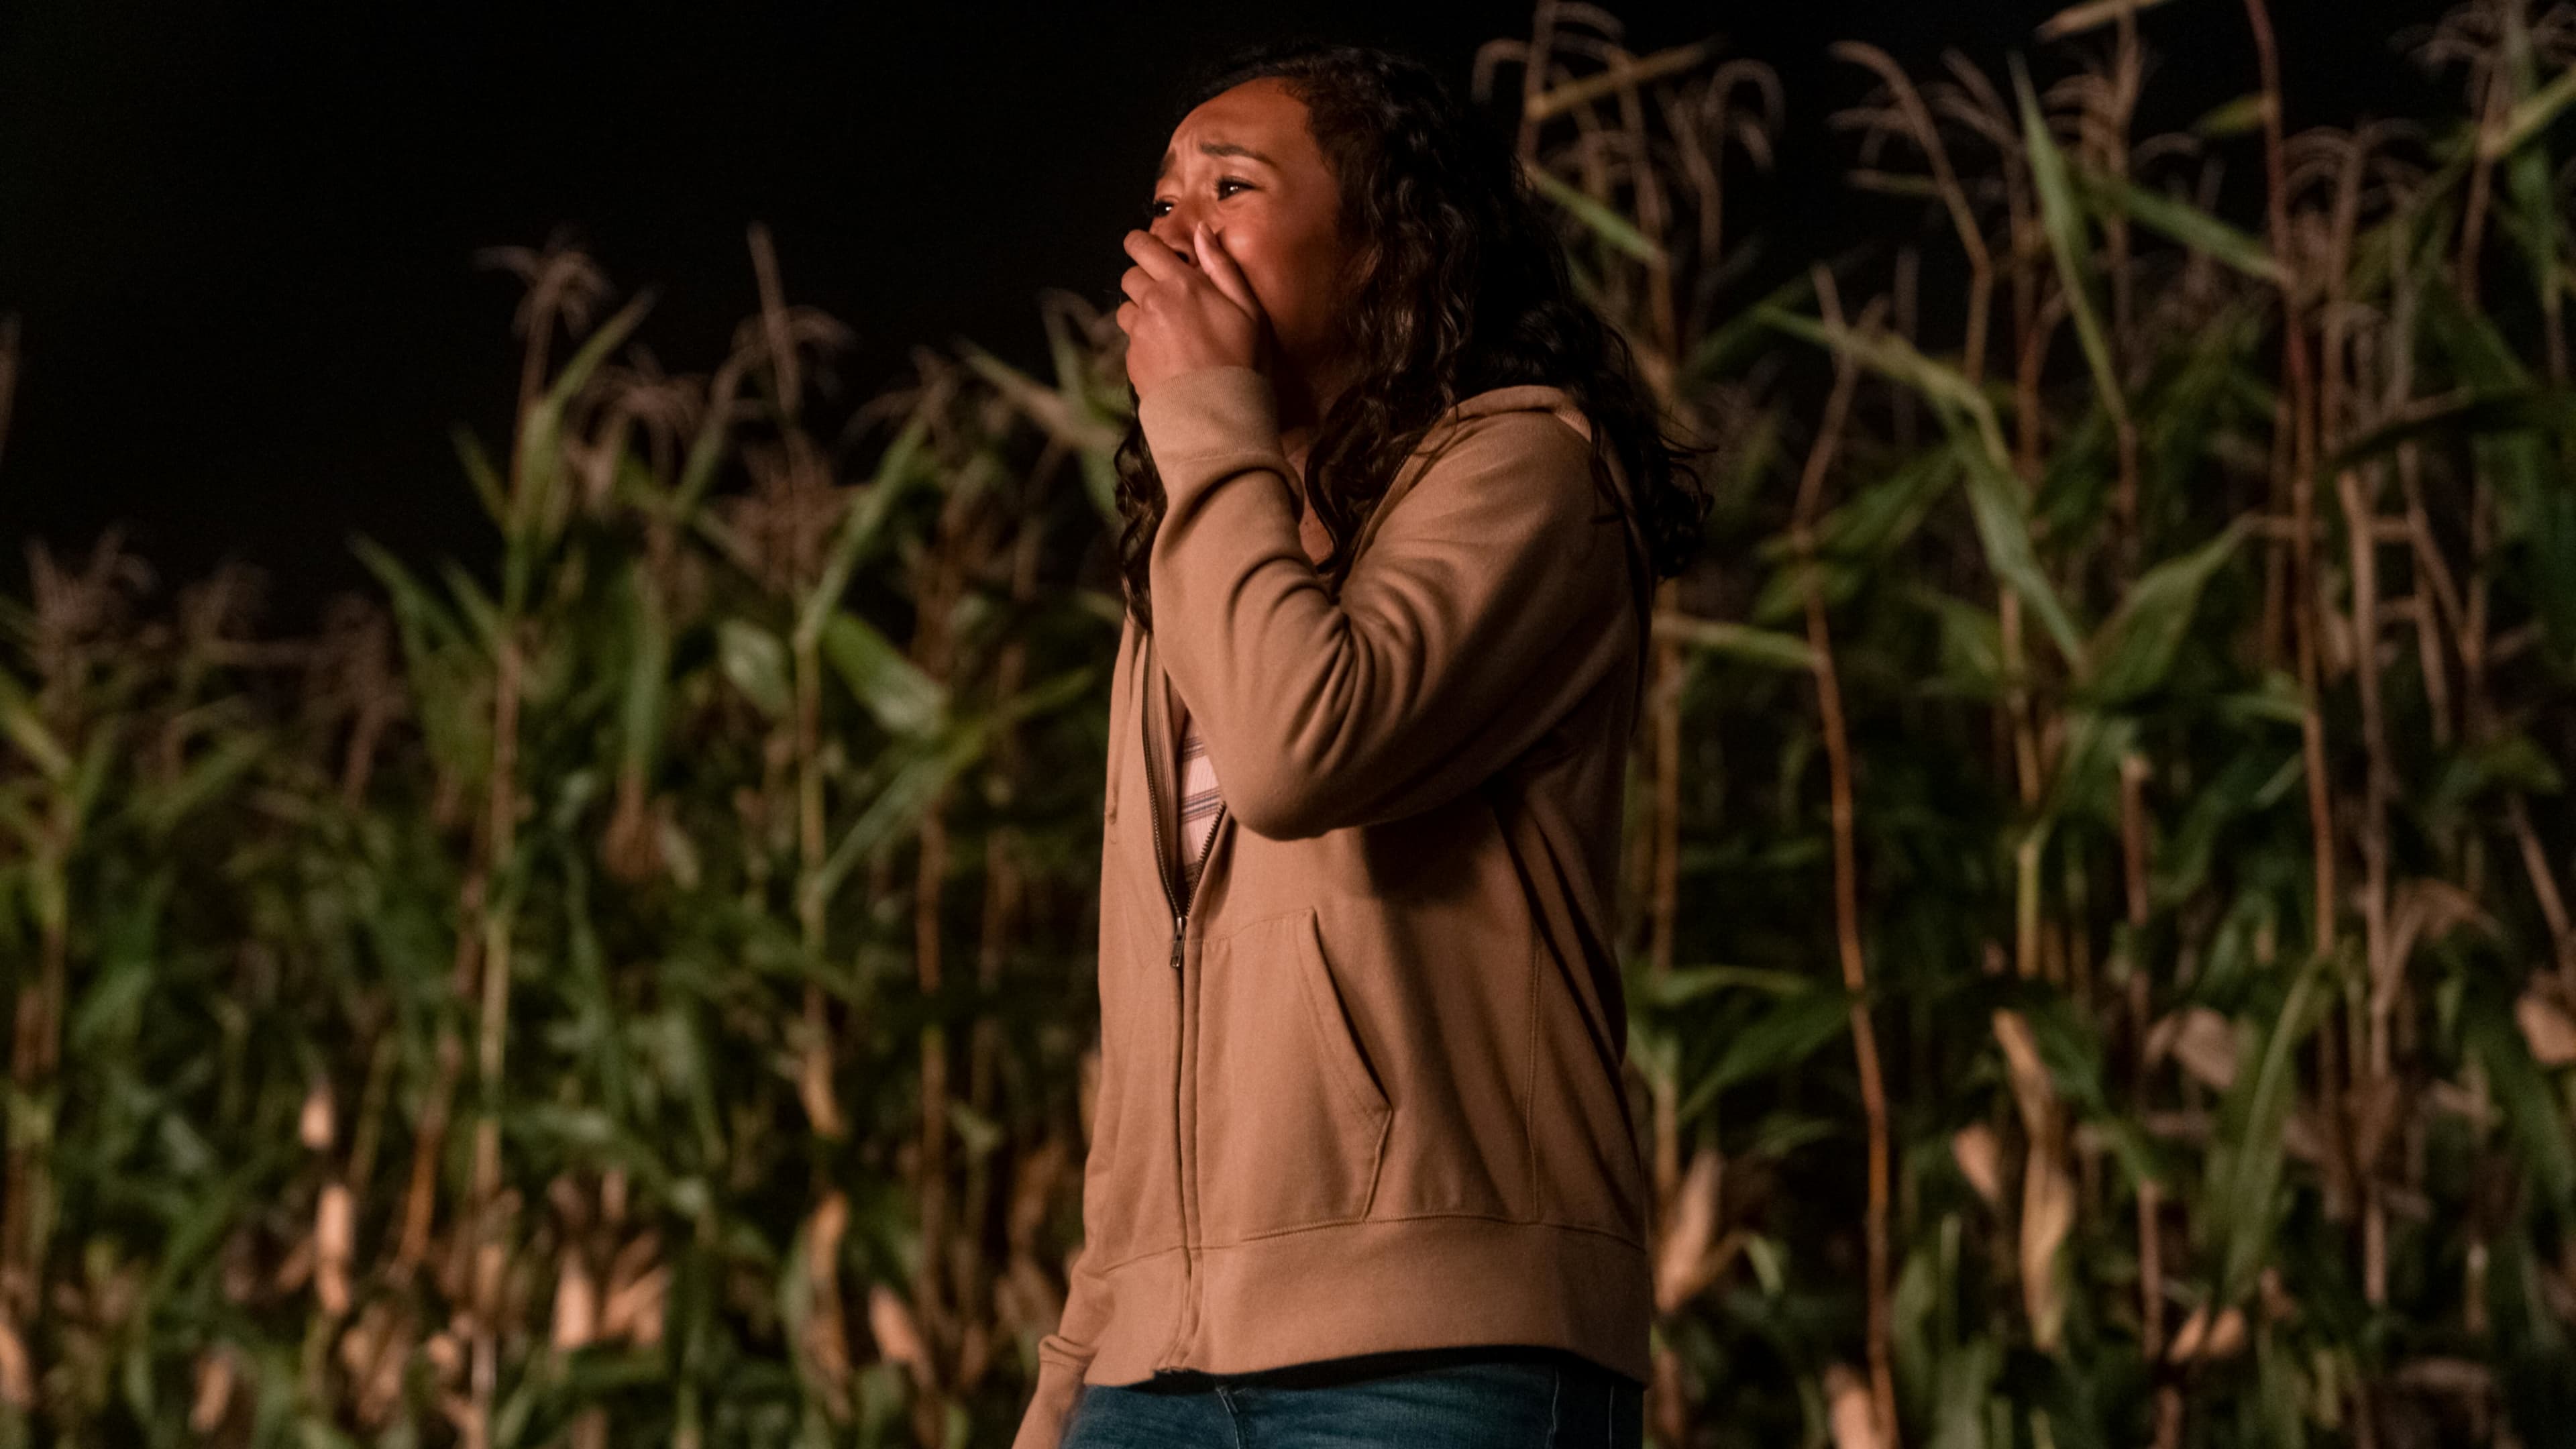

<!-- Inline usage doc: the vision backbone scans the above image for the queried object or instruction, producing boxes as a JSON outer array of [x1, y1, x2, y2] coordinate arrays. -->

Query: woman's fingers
[[1191, 224, 1263, 323], [1117, 231, 1194, 337], [1115, 225, 1260, 389], [1122, 229, 1189, 284]]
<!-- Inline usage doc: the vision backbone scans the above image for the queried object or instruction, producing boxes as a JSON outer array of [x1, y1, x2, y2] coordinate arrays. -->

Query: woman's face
[[1148, 76, 1358, 394]]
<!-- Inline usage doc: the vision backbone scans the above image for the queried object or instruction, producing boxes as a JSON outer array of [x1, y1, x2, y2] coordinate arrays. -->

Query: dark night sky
[[1, 1, 2446, 634]]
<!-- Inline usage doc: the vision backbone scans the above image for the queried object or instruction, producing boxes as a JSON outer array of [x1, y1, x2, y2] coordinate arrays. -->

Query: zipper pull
[[1170, 913, 1185, 970]]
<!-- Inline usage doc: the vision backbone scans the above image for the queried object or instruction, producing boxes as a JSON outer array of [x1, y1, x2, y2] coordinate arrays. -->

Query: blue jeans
[[1059, 1344, 1645, 1448]]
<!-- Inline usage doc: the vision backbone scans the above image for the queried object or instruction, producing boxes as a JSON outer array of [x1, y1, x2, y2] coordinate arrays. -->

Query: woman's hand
[[1116, 223, 1271, 402]]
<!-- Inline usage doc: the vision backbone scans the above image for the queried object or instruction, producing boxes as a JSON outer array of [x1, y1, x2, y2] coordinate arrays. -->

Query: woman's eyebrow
[[1154, 140, 1278, 182]]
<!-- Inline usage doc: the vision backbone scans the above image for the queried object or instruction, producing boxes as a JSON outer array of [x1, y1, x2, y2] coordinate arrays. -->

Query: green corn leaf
[[1644, 965, 1817, 1006], [1685, 267, 1819, 385], [1789, 444, 1959, 566], [1658, 616, 1818, 672], [67, 875, 166, 1053], [1678, 985, 1856, 1121], [2480, 61, 2576, 162], [1759, 305, 2000, 434], [1752, 556, 1862, 626], [130, 729, 267, 842], [1526, 165, 1666, 265], [2014, 56, 2123, 417], [1927, 1335, 2003, 1449], [717, 618, 792, 719], [617, 566, 671, 780], [0, 662, 72, 782], [798, 400, 936, 650], [349, 533, 461, 655], [1763, 307, 2091, 666], [2471, 987, 2576, 1221], [809, 720, 994, 910], [806, 663, 1094, 908], [1753, 319, 2089, 671], [437, 559, 506, 658], [2072, 164, 2284, 284], [1040, 288, 1101, 403], [451, 422, 509, 527], [69, 726, 117, 827], [2322, 385, 2576, 477], [1915, 586, 2008, 699], [2422, 274, 2533, 388], [2079, 515, 2253, 706], [503, 288, 658, 613], [2210, 953, 2335, 1305], [2192, 93, 2267, 138], [2030, 706, 2129, 845], [961, 343, 1124, 455], [820, 612, 947, 738], [1079, 445, 1126, 533], [672, 388, 738, 517], [2499, 21, 2567, 298], [2001, 977, 2166, 1187], [1955, 435, 2092, 669]]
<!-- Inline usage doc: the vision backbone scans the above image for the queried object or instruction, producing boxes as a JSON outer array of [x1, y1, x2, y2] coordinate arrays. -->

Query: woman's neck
[[1281, 425, 1315, 489], [1271, 352, 1351, 496]]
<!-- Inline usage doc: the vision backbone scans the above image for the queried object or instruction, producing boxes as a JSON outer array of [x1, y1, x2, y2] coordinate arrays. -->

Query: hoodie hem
[[1078, 1215, 1652, 1391]]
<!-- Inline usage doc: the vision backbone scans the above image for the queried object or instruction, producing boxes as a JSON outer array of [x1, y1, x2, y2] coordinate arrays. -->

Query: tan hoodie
[[1012, 365, 1656, 1449]]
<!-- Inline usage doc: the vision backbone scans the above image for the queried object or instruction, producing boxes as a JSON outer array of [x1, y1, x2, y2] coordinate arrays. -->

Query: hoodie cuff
[[1009, 1342, 1092, 1449], [1135, 366, 1285, 500]]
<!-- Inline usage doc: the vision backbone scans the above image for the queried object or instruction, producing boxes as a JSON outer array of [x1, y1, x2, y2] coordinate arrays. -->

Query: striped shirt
[[1172, 461, 1313, 896], [1174, 698, 1222, 893]]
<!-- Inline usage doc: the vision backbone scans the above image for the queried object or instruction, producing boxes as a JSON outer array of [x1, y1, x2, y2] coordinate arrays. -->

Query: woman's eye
[[1144, 180, 1246, 219]]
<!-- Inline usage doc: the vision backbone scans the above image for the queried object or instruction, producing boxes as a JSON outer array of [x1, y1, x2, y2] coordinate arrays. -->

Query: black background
[[1, 1, 2447, 633]]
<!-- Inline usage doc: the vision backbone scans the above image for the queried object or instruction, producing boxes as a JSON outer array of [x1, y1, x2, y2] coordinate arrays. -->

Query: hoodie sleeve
[[1138, 364, 1635, 841], [1010, 1239, 1111, 1449]]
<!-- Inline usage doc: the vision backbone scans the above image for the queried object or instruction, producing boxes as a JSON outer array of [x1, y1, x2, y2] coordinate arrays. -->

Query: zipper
[[1138, 632, 1226, 1371], [1140, 635, 1230, 971]]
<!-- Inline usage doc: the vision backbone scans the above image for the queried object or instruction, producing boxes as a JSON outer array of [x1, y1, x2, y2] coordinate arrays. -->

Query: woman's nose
[[1147, 211, 1200, 266]]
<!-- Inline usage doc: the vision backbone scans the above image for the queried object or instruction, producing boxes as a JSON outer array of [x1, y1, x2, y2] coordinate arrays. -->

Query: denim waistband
[[1139, 1344, 1634, 1394]]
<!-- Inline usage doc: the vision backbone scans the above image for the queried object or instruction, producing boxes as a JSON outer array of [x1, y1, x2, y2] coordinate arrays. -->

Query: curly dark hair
[[1112, 37, 1711, 655]]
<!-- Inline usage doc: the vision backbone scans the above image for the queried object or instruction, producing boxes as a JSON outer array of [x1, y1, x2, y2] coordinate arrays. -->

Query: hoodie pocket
[[1195, 908, 1392, 1242], [1074, 1051, 1129, 1264]]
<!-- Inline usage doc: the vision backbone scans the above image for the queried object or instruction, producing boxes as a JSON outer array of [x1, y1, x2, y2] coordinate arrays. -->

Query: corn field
[[5, 2, 2576, 1445]]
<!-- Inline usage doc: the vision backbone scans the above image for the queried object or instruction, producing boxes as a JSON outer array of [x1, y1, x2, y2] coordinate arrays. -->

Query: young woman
[[1013, 38, 1707, 1449]]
